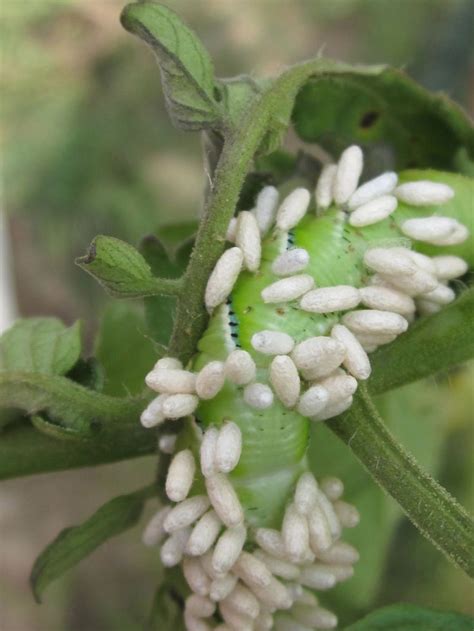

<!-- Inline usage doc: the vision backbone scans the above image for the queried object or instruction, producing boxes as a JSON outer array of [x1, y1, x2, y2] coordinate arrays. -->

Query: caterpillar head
[[140, 145, 468, 630]]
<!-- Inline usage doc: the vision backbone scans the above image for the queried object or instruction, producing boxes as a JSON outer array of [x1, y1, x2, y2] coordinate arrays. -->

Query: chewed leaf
[[345, 603, 473, 630], [0, 318, 81, 376], [121, 2, 221, 130], [293, 68, 474, 170], [76, 235, 174, 298], [30, 485, 155, 602]]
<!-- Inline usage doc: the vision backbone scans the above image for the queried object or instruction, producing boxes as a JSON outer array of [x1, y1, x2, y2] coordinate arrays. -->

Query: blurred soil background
[[0, 1, 473, 629]]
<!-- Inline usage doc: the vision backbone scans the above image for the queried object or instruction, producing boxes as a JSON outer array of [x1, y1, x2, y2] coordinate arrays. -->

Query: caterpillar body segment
[[141, 147, 469, 630]]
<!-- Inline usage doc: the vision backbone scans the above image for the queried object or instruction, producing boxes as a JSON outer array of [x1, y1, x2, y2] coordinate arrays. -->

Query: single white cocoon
[[243, 383, 274, 409], [142, 506, 171, 546], [145, 368, 196, 394], [163, 495, 210, 533], [291, 336, 346, 380], [276, 188, 311, 231], [254, 185, 279, 235], [342, 309, 409, 335], [215, 421, 242, 473], [297, 384, 330, 417], [272, 248, 310, 276], [224, 349, 256, 385], [416, 299, 442, 316], [153, 356, 182, 371], [186, 509, 222, 556], [381, 268, 438, 296], [222, 583, 260, 619], [209, 573, 238, 602], [348, 194, 397, 227], [225, 217, 238, 243], [205, 473, 244, 527], [320, 476, 344, 501], [312, 396, 353, 422], [420, 283, 455, 305], [200, 426, 219, 478], [407, 250, 437, 274], [315, 163, 337, 210], [212, 523, 247, 574], [196, 361, 225, 400], [251, 576, 292, 610], [318, 541, 360, 565], [363, 247, 417, 276], [254, 527, 288, 560], [162, 394, 199, 419], [294, 472, 319, 516], [232, 551, 273, 588], [185, 594, 216, 618], [158, 433, 177, 454], [299, 564, 336, 590], [333, 145, 364, 205], [318, 373, 358, 406], [140, 394, 169, 428], [251, 330, 295, 355], [261, 274, 315, 304], [166, 449, 196, 502], [331, 323, 372, 380], [348, 171, 398, 210], [307, 504, 333, 553], [401, 216, 457, 242], [292, 604, 338, 630], [235, 211, 261, 272], [359, 286, 415, 315], [430, 222, 468, 245], [432, 255, 468, 280], [270, 355, 300, 408], [183, 556, 211, 596], [254, 550, 301, 581], [282, 503, 310, 563], [219, 602, 254, 631], [395, 180, 454, 205], [300, 285, 360, 313], [334, 500, 360, 528], [160, 527, 191, 567], [205, 247, 244, 310]]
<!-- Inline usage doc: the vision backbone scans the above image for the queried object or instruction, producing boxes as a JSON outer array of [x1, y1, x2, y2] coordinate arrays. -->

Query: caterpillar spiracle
[[140, 145, 469, 631]]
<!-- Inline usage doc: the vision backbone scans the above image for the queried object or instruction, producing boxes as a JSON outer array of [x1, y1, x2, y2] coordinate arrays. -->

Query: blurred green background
[[1, 1, 473, 629]]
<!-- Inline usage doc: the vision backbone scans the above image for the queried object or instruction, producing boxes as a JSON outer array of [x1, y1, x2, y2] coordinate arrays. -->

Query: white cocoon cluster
[[359, 286, 415, 315], [166, 449, 196, 502], [276, 188, 311, 231], [261, 274, 315, 304], [200, 427, 219, 478], [254, 185, 279, 235], [270, 355, 300, 408], [145, 368, 196, 394], [395, 180, 454, 205], [216, 421, 242, 473], [183, 557, 211, 596], [363, 247, 417, 276], [164, 495, 210, 533], [251, 330, 295, 355], [333, 145, 363, 205], [205, 473, 244, 527], [342, 309, 409, 335], [300, 285, 360, 313], [140, 394, 168, 428], [432, 255, 468, 279], [233, 551, 273, 588], [315, 163, 337, 209], [142, 506, 171, 547], [196, 361, 225, 400], [420, 283, 455, 305], [158, 433, 177, 454], [348, 171, 398, 210], [297, 384, 329, 417], [243, 383, 274, 409], [291, 336, 346, 380], [294, 472, 319, 516], [331, 324, 371, 380], [236, 211, 261, 272], [224, 349, 256, 385], [401, 216, 457, 242], [272, 248, 310, 276], [282, 503, 310, 562], [349, 194, 397, 227], [162, 394, 199, 419], [212, 523, 247, 574], [186, 509, 222, 556], [205, 247, 244, 310]]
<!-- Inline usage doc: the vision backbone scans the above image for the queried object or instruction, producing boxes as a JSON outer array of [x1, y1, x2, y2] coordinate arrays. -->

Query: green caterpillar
[[140, 149, 470, 631]]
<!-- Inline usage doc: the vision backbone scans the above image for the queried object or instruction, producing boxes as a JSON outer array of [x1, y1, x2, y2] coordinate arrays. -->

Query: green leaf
[[0, 318, 81, 375], [121, 2, 221, 131], [293, 68, 474, 170], [345, 603, 473, 630], [95, 302, 157, 396], [30, 485, 155, 602], [0, 421, 156, 480], [149, 579, 187, 631], [370, 289, 474, 394], [76, 235, 181, 299], [0, 371, 144, 433], [394, 170, 474, 265]]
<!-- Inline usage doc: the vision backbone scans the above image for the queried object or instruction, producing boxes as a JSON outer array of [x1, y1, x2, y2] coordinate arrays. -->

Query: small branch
[[152, 277, 184, 297], [328, 384, 474, 576]]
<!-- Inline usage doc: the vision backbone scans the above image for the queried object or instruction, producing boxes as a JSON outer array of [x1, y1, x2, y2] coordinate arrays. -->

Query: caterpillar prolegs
[[140, 145, 468, 631]]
